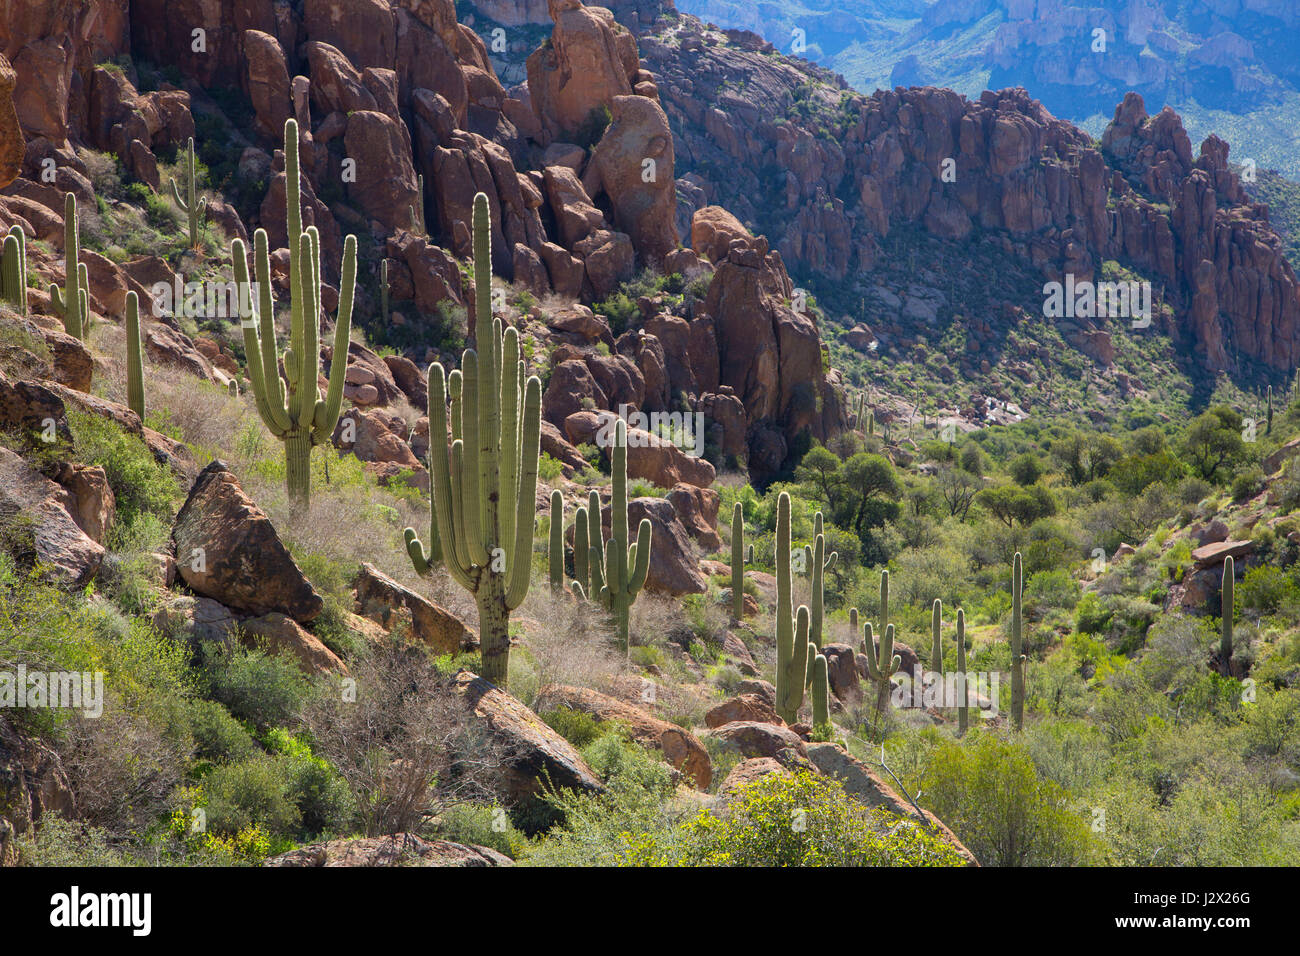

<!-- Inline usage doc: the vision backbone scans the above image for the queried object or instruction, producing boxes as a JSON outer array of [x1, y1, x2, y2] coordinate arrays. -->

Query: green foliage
[[199, 642, 311, 734], [540, 706, 606, 748]]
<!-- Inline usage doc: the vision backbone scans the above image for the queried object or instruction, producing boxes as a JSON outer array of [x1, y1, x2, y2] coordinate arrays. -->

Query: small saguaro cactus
[[171, 136, 207, 250], [410, 173, 426, 236], [930, 598, 943, 676], [403, 191, 543, 688], [380, 258, 389, 324], [863, 620, 900, 718], [51, 192, 89, 340], [811, 650, 830, 729], [549, 489, 565, 592], [232, 118, 357, 506], [1221, 555, 1235, 675], [125, 291, 144, 419], [1011, 551, 1026, 731], [590, 419, 653, 655], [774, 491, 812, 724], [1, 223, 26, 315], [1266, 386, 1273, 435], [730, 501, 746, 621], [956, 608, 969, 735], [849, 607, 858, 639]]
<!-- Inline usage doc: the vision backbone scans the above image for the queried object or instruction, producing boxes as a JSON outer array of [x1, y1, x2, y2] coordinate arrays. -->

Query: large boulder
[[0, 54, 23, 188], [451, 671, 603, 813], [238, 613, 349, 676], [353, 562, 472, 654], [265, 834, 511, 867], [704, 694, 785, 729], [700, 720, 809, 765], [0, 446, 103, 586], [171, 461, 324, 622], [589, 95, 677, 265], [343, 110, 420, 233], [0, 717, 75, 866], [562, 410, 715, 488], [533, 684, 711, 789], [717, 757, 788, 801], [588, 495, 706, 596]]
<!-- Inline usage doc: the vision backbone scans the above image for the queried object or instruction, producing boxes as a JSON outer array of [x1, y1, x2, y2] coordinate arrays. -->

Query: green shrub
[[67, 408, 179, 534], [540, 707, 606, 748], [186, 698, 256, 763], [201, 755, 301, 838], [437, 803, 525, 859], [200, 643, 310, 733]]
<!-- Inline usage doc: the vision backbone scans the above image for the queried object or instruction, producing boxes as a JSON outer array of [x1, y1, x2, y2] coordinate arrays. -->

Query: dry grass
[[515, 584, 625, 698]]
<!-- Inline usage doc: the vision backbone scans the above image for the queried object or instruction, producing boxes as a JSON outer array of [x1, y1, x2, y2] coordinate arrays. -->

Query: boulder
[[151, 594, 239, 644], [52, 463, 115, 545], [704, 694, 785, 729], [0, 446, 103, 586], [0, 54, 23, 189], [0, 717, 75, 866], [171, 461, 323, 622], [665, 482, 720, 550], [589, 95, 677, 265], [264, 834, 511, 867], [717, 757, 789, 801], [533, 683, 711, 789], [238, 613, 349, 676], [1191, 539, 1255, 569], [450, 671, 603, 812], [701, 720, 809, 765], [820, 643, 861, 701], [353, 562, 472, 654], [562, 410, 715, 488]]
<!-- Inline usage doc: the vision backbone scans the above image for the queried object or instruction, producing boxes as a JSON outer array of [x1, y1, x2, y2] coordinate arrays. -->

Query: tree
[[793, 443, 841, 507], [838, 452, 902, 539], [1181, 406, 1247, 482], [979, 482, 1057, 529], [937, 464, 980, 519], [1009, 452, 1044, 486]]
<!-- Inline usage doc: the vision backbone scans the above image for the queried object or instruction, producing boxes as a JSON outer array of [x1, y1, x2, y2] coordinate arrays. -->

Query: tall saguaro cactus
[[956, 608, 969, 735], [862, 569, 900, 719], [589, 419, 652, 655], [51, 193, 89, 340], [805, 511, 837, 652], [549, 490, 565, 591], [774, 492, 812, 724], [930, 598, 943, 676], [232, 118, 357, 506], [125, 291, 144, 419], [1011, 551, 1026, 731], [1221, 555, 1235, 676], [730, 501, 746, 621], [1, 224, 26, 315], [172, 136, 207, 250], [811, 651, 830, 729], [404, 191, 542, 688]]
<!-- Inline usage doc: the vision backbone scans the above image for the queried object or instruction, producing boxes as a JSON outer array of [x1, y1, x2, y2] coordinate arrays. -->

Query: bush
[[201, 755, 301, 838], [920, 732, 1098, 866], [186, 698, 256, 763], [200, 642, 311, 733], [677, 770, 966, 866], [540, 707, 605, 748], [437, 803, 525, 859], [67, 408, 179, 534]]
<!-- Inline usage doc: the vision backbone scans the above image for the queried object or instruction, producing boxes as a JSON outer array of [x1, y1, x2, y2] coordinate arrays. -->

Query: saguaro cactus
[[774, 491, 812, 724], [806, 511, 837, 652], [125, 291, 144, 419], [51, 193, 89, 340], [171, 136, 207, 250], [380, 258, 389, 324], [403, 191, 542, 688], [549, 489, 565, 591], [589, 419, 652, 655], [1, 224, 26, 314], [1267, 387, 1273, 435], [1011, 551, 1026, 731], [1221, 555, 1235, 675], [232, 118, 357, 506], [730, 501, 746, 621], [863, 620, 900, 718], [956, 608, 969, 735], [931, 598, 943, 676], [811, 651, 830, 729]]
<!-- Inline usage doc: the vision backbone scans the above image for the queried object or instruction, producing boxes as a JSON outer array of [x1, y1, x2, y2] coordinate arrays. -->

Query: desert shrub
[[186, 698, 256, 763], [300, 642, 504, 836], [15, 815, 135, 867], [200, 642, 311, 733], [264, 728, 354, 838], [677, 770, 965, 867], [436, 803, 526, 859], [67, 408, 179, 533], [540, 707, 606, 748], [919, 732, 1098, 866], [201, 755, 300, 838]]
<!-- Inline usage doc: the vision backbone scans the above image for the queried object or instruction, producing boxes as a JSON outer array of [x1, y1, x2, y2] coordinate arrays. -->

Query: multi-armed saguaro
[[125, 291, 144, 419], [51, 193, 89, 340], [1, 223, 26, 315], [232, 118, 357, 506], [862, 569, 900, 717], [172, 136, 207, 250], [774, 491, 813, 724], [404, 191, 542, 688]]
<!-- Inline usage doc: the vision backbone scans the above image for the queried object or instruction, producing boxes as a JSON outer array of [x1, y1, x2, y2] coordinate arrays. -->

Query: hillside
[[0, 0, 1297, 876]]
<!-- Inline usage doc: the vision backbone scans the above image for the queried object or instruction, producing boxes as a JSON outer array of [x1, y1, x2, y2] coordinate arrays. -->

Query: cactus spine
[[774, 491, 812, 724], [403, 191, 542, 688], [232, 118, 357, 506], [51, 193, 89, 340], [125, 291, 144, 419], [592, 419, 652, 655], [1, 224, 26, 315], [730, 501, 745, 621], [410, 173, 426, 236], [1221, 555, 1234, 675], [1011, 551, 1026, 731], [171, 136, 207, 250], [549, 489, 565, 591], [956, 608, 969, 735]]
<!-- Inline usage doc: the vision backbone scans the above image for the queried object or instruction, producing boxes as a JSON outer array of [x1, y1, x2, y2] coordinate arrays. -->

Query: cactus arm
[[587, 490, 605, 597], [405, 528, 431, 575], [313, 234, 356, 444], [628, 518, 652, 594], [1221, 555, 1234, 671], [505, 376, 542, 610], [423, 365, 473, 588], [170, 176, 186, 209], [811, 651, 830, 727], [956, 607, 969, 734], [458, 349, 488, 566]]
